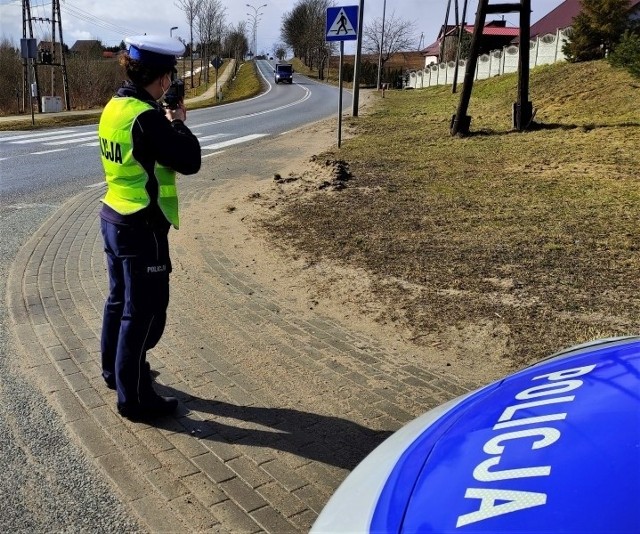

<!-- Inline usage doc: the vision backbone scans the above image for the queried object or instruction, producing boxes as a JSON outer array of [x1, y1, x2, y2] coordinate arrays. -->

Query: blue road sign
[[326, 6, 359, 42]]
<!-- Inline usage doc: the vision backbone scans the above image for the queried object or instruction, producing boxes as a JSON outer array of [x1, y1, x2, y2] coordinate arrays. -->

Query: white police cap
[[124, 35, 185, 67]]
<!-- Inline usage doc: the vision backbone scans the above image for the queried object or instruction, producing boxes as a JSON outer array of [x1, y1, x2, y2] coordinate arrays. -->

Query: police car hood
[[312, 337, 640, 533]]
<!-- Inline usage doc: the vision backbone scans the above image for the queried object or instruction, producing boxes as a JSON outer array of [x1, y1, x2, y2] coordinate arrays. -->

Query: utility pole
[[22, 0, 70, 112], [376, 0, 387, 91], [450, 0, 533, 135], [351, 0, 365, 116], [451, 0, 469, 93], [22, 0, 41, 113]]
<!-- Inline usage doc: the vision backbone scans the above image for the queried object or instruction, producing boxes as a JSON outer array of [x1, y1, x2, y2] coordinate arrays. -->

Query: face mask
[[160, 74, 171, 100]]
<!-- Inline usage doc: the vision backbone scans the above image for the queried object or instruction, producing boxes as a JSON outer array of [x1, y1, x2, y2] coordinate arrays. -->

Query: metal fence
[[407, 28, 571, 89]]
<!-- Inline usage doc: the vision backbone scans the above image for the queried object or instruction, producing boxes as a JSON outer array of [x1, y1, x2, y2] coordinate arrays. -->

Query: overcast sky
[[0, 0, 565, 54]]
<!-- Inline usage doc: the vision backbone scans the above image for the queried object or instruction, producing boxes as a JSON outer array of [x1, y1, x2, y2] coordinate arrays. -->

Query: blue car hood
[[373, 338, 640, 533], [312, 337, 640, 533]]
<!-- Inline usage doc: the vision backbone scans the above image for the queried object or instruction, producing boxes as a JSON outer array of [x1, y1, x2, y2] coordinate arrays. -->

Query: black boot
[[117, 391, 178, 420]]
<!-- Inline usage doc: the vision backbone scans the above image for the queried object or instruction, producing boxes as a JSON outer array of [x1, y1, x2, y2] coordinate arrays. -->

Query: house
[[70, 39, 103, 57], [529, 0, 640, 39], [422, 20, 520, 67]]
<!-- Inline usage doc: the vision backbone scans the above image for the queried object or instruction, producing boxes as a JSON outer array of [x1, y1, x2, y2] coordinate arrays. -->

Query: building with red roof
[[530, 0, 640, 39]]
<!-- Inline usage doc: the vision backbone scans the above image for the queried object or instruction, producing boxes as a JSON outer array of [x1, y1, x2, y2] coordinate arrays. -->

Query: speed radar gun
[[163, 78, 184, 110]]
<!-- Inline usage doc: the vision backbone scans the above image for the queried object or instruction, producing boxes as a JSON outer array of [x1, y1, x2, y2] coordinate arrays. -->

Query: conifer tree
[[563, 0, 633, 61]]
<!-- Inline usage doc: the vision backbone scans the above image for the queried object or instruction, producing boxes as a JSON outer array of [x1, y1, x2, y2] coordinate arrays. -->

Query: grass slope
[[266, 60, 640, 369]]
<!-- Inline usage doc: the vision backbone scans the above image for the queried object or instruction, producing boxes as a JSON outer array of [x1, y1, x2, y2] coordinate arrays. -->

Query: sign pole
[[351, 0, 365, 117], [338, 41, 344, 148], [28, 58, 35, 125], [326, 5, 359, 146]]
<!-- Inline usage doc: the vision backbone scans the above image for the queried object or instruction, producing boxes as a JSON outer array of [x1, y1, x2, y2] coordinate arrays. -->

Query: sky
[[0, 0, 566, 55]]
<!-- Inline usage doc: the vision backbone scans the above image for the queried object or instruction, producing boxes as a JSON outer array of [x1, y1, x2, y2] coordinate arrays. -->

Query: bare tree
[[272, 42, 288, 61], [175, 0, 201, 88], [222, 22, 249, 69], [363, 12, 416, 71], [281, 0, 334, 78], [197, 0, 226, 85]]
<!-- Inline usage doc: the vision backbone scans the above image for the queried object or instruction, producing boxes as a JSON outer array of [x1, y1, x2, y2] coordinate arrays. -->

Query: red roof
[[530, 0, 640, 38], [444, 24, 520, 37]]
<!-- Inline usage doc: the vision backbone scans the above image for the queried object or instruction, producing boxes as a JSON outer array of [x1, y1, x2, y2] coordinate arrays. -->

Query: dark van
[[274, 63, 294, 84]]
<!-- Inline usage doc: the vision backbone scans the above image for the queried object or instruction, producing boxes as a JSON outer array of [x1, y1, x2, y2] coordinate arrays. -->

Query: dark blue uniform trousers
[[100, 218, 171, 406]]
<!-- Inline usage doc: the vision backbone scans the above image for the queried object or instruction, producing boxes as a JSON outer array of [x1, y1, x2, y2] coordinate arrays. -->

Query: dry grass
[[263, 60, 640, 369]]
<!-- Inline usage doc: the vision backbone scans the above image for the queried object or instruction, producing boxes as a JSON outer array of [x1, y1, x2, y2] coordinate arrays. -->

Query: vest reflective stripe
[[99, 97, 180, 228]]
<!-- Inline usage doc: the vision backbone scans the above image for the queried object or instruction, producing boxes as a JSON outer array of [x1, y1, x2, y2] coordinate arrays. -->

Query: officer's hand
[[166, 103, 186, 123]]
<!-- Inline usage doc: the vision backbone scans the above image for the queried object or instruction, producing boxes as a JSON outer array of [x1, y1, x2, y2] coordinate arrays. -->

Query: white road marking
[[44, 135, 97, 145], [81, 142, 100, 147], [85, 182, 106, 188], [0, 129, 75, 142], [201, 133, 267, 151], [31, 148, 67, 155], [192, 85, 311, 129], [202, 150, 226, 159], [197, 134, 226, 142], [11, 131, 97, 144]]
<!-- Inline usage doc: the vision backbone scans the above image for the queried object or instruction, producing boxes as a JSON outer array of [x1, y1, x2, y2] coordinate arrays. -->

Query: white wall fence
[[408, 28, 571, 89]]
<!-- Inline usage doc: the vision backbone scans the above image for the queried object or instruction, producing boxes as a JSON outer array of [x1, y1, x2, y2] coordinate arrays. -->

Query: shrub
[[608, 30, 640, 78]]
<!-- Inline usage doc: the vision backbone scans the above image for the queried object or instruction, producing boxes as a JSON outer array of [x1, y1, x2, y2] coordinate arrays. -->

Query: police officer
[[99, 35, 201, 419]]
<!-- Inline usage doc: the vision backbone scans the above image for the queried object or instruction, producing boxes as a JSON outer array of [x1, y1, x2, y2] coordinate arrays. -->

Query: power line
[[61, 1, 142, 37]]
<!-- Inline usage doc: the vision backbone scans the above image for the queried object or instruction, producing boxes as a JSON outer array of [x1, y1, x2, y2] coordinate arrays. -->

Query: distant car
[[274, 63, 294, 84], [312, 336, 640, 533]]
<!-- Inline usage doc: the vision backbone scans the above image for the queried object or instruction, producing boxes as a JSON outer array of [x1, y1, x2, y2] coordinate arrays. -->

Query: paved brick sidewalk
[[7, 143, 479, 532]]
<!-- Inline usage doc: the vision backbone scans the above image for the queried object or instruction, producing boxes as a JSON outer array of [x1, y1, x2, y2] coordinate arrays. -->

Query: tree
[[0, 39, 22, 114], [563, 0, 634, 62], [176, 0, 201, 87], [196, 0, 226, 85], [272, 42, 288, 61], [609, 29, 640, 77], [363, 12, 417, 70], [222, 22, 249, 66], [281, 0, 334, 78]]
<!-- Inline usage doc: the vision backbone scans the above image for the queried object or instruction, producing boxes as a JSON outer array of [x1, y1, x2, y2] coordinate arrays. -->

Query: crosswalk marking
[[31, 148, 67, 155], [0, 129, 75, 142], [201, 133, 267, 151], [45, 135, 97, 145], [11, 131, 97, 144], [0, 128, 268, 161]]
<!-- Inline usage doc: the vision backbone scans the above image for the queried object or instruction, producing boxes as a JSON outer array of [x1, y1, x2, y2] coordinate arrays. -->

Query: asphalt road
[[0, 60, 350, 531]]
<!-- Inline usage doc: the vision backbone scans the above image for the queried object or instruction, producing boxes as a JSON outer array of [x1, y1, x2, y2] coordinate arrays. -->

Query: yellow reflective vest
[[99, 97, 180, 228]]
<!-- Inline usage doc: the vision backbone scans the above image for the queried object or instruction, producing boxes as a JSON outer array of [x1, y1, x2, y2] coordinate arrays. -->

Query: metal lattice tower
[[22, 0, 71, 112]]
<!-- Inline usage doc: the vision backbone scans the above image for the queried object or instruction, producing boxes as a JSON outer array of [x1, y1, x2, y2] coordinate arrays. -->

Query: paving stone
[[96, 451, 151, 501], [260, 459, 307, 492], [219, 476, 268, 513], [68, 417, 114, 458], [226, 456, 272, 489], [53, 388, 88, 423], [145, 467, 190, 500], [180, 472, 229, 508], [156, 447, 200, 478], [169, 494, 220, 531], [130, 495, 188, 532], [256, 481, 308, 518], [191, 452, 235, 483], [135, 427, 175, 454], [251, 505, 298, 533], [210, 500, 262, 534]]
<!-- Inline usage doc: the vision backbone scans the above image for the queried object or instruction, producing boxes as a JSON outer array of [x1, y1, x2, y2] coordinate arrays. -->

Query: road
[[0, 60, 352, 531], [0, 60, 347, 201]]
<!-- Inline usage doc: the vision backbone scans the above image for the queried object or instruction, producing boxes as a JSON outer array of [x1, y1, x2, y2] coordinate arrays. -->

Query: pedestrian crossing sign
[[326, 6, 359, 42]]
